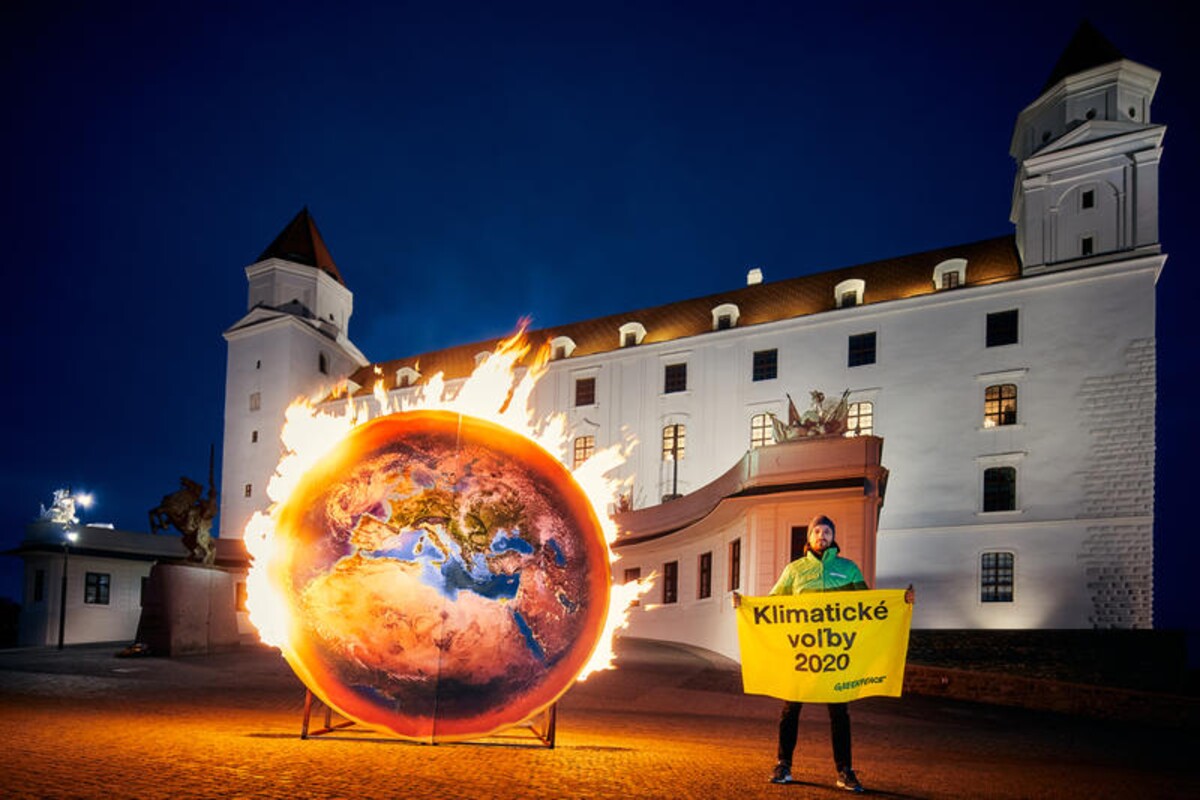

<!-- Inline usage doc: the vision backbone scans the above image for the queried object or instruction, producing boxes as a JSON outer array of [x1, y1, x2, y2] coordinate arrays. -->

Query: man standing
[[736, 513, 901, 792]]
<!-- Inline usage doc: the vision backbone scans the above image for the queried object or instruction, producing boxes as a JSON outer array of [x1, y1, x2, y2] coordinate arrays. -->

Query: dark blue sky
[[2, 1, 1194, 629]]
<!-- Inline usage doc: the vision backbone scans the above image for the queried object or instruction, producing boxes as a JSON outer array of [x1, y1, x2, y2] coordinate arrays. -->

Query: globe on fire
[[274, 409, 611, 742]]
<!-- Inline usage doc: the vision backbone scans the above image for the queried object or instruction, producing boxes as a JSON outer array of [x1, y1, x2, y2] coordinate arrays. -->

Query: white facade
[[220, 33, 1164, 633]]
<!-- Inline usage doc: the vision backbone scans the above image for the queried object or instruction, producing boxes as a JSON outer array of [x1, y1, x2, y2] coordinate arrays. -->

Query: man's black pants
[[776, 701, 851, 773]]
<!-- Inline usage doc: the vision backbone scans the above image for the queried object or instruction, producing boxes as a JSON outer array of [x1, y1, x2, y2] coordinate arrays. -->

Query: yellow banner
[[736, 590, 911, 702]]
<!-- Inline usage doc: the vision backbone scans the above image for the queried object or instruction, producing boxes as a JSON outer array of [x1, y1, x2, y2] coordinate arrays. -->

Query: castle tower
[[219, 209, 368, 539], [1010, 22, 1165, 273]]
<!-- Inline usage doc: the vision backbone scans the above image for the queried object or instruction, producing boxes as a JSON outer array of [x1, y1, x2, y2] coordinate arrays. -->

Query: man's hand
[[731, 590, 742, 609], [904, 584, 915, 605]]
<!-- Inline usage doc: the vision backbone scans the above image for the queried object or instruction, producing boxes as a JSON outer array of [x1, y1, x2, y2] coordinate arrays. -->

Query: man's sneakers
[[768, 763, 793, 784], [836, 769, 864, 793]]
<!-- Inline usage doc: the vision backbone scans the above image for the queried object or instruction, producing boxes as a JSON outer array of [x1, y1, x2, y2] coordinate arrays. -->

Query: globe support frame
[[298, 689, 558, 748]]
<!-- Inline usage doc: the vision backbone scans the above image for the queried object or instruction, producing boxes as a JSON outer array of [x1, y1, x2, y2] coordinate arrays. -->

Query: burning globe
[[272, 409, 610, 741]]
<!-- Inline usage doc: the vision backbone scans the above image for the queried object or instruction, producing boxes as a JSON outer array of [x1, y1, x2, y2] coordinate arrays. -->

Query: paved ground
[[1, 638, 1197, 800]]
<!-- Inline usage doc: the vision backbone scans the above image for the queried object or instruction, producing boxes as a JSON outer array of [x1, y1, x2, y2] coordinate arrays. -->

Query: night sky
[[2, 2, 1195, 630]]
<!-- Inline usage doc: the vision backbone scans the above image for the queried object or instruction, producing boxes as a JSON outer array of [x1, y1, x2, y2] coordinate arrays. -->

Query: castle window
[[711, 303, 740, 331], [981, 552, 1014, 603], [698, 552, 713, 599], [619, 321, 646, 348], [986, 310, 1019, 347], [244, 483, 253, 498], [255, 360, 261, 370], [318, 352, 328, 374], [574, 377, 596, 407], [662, 424, 686, 461], [549, 335, 576, 360], [848, 332, 876, 367], [623, 567, 641, 584], [664, 363, 688, 394], [752, 349, 778, 381], [84, 572, 110, 605], [251, 430, 258, 443], [249, 392, 261, 411], [983, 467, 1016, 512], [933, 258, 967, 291], [1081, 236, 1094, 257], [984, 384, 1018, 427], [834, 279, 865, 308], [662, 561, 678, 604], [750, 413, 776, 448], [33, 569, 45, 603], [846, 401, 873, 436], [728, 539, 741, 592], [1081, 189, 1095, 210], [573, 435, 595, 469], [396, 367, 421, 388]]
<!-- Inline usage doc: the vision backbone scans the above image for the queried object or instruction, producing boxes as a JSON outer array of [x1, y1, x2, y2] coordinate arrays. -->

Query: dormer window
[[395, 366, 421, 388], [549, 335, 577, 360], [474, 351, 491, 367], [619, 322, 646, 348], [711, 303, 740, 331], [932, 258, 968, 291], [834, 279, 865, 308]]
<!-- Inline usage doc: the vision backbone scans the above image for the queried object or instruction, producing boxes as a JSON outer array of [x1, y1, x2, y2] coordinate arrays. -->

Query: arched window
[[984, 384, 1018, 427], [619, 321, 646, 348], [933, 258, 967, 290], [750, 413, 776, 448], [846, 401, 874, 436], [711, 303, 740, 331], [662, 424, 686, 461]]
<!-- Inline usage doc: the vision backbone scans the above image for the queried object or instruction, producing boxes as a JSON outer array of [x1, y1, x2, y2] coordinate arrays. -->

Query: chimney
[[746, 267, 763, 286]]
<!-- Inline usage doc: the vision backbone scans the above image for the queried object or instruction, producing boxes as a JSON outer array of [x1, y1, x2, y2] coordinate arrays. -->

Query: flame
[[245, 324, 653, 681]]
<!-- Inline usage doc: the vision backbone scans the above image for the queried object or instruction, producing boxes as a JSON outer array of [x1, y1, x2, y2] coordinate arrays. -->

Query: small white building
[[217, 25, 1165, 644]]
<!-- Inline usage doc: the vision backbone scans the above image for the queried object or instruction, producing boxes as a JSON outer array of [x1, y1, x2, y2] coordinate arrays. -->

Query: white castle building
[[219, 25, 1164, 658]]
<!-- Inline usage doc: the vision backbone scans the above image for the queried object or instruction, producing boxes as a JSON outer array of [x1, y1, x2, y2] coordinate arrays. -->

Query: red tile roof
[[348, 235, 1020, 393], [258, 207, 345, 285]]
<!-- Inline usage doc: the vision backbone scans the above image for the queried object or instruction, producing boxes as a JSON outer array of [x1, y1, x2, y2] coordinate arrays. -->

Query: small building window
[[623, 567, 641, 584], [834, 278, 865, 308], [698, 552, 713, 599], [750, 413, 776, 448], [752, 349, 778, 381], [619, 321, 646, 348], [728, 539, 741, 592], [983, 467, 1017, 512], [711, 303, 740, 330], [244, 483, 253, 498], [33, 569, 46, 603], [1081, 189, 1095, 210], [1081, 236, 1094, 256], [664, 363, 688, 394], [662, 561, 678, 604], [986, 310, 1019, 347], [662, 424, 686, 461], [573, 435, 595, 469], [250, 430, 258, 443], [575, 376, 596, 407], [846, 401, 873, 436], [933, 258, 967, 291], [549, 335, 576, 360], [984, 384, 1018, 427], [848, 332, 876, 367], [84, 572, 110, 605], [318, 352, 328, 374], [981, 552, 1014, 603], [249, 392, 261, 411]]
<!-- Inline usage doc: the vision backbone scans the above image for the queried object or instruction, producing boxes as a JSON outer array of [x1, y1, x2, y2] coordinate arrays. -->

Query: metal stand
[[298, 689, 557, 748]]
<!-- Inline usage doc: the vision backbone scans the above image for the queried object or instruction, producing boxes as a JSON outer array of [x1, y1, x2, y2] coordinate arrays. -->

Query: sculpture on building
[[39, 488, 79, 525], [772, 390, 851, 441], [148, 451, 218, 565]]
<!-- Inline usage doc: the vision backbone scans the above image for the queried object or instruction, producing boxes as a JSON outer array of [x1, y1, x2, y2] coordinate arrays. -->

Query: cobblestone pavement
[[1, 639, 1197, 800]]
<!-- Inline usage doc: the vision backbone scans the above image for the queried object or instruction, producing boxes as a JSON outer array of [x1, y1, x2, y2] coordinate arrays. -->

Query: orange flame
[[245, 324, 653, 680]]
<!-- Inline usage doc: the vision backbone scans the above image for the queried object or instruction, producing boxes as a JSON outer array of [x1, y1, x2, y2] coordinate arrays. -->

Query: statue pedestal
[[136, 562, 240, 656]]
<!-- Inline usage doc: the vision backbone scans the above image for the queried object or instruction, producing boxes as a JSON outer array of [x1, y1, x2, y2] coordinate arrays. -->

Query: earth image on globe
[[271, 409, 612, 742]]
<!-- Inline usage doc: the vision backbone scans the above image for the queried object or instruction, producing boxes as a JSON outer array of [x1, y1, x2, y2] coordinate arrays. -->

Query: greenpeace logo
[[833, 675, 886, 692]]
